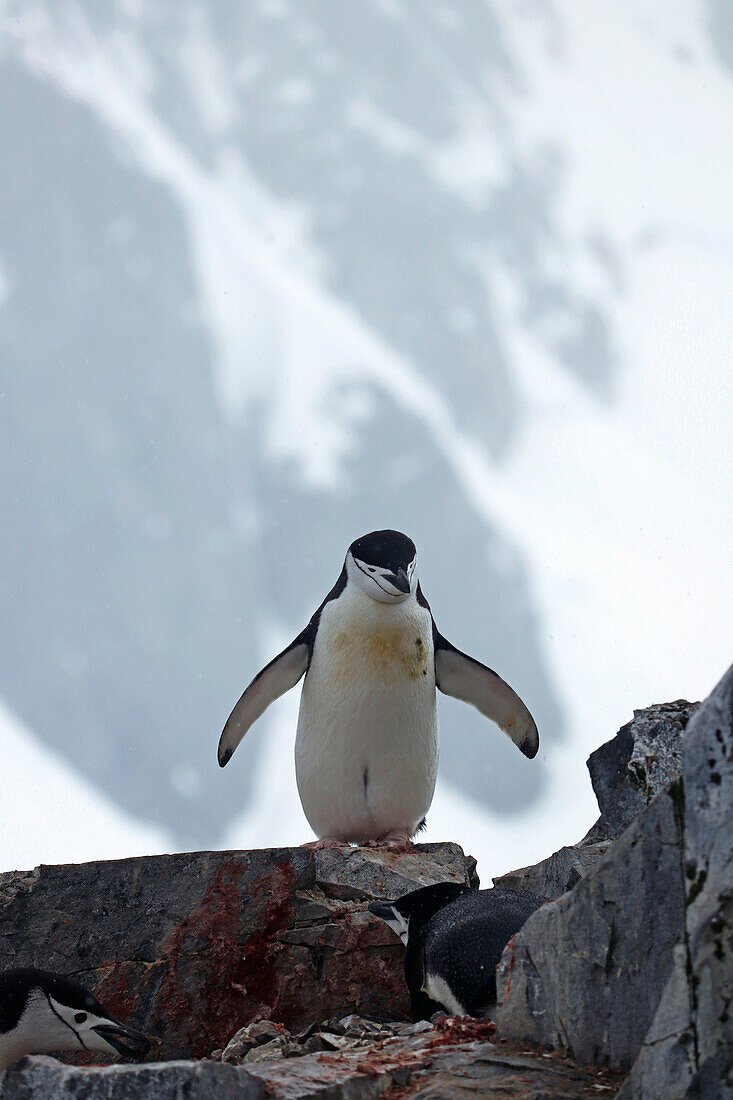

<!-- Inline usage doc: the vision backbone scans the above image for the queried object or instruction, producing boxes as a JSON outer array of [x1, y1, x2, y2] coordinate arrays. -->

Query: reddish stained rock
[[155, 858, 298, 1056], [428, 1015, 497, 1045], [0, 843, 473, 1061], [236, 860, 296, 1018], [94, 960, 145, 1026]]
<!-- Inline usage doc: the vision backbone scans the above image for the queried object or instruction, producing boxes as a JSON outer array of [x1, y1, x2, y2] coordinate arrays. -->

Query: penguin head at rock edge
[[369, 880, 473, 945], [0, 968, 151, 1068]]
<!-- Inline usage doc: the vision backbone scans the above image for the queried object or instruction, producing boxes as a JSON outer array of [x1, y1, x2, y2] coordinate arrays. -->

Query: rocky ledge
[[0, 1016, 622, 1099], [1, 664, 730, 1098], [0, 842, 476, 1060]]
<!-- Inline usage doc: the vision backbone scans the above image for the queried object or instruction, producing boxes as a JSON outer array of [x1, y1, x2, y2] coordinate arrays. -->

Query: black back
[[423, 887, 546, 1014], [0, 968, 116, 1033], [349, 530, 416, 570]]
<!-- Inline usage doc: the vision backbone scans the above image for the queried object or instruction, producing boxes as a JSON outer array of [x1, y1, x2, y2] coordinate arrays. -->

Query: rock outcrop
[[492, 835, 611, 899], [496, 668, 732, 1098], [496, 780, 685, 1070], [587, 698, 698, 841], [492, 699, 698, 903], [619, 669, 733, 1099], [0, 843, 474, 1060]]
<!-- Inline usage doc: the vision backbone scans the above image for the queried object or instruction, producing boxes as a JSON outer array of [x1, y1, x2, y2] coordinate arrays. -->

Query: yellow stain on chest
[[330, 626, 431, 681]]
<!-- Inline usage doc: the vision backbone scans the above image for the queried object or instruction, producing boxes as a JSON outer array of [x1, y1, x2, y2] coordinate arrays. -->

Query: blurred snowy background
[[1, 1, 731, 882]]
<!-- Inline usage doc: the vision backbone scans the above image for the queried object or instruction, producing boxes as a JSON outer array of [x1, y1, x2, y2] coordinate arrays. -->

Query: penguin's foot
[[380, 830, 413, 849], [302, 836, 349, 850]]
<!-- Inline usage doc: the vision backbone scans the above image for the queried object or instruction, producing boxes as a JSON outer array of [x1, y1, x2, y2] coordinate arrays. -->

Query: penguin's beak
[[93, 1020, 151, 1060], [369, 900, 397, 921], [389, 568, 411, 594]]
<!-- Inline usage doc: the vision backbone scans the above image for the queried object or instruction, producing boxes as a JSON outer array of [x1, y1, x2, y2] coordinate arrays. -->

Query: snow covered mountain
[[0, 1, 730, 869]]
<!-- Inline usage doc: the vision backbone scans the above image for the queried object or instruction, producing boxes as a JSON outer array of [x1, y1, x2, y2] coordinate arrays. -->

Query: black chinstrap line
[[43, 991, 88, 1052], [354, 559, 408, 597]]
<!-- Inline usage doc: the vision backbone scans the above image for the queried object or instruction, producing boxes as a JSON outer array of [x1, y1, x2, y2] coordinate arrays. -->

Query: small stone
[[242, 1037, 289, 1063], [221, 1019, 291, 1063]]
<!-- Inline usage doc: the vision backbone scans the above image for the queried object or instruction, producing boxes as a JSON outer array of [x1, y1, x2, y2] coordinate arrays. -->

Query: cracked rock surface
[[0, 843, 473, 1060], [492, 835, 611, 899], [496, 666, 733, 1097], [495, 781, 686, 1071], [490, 701, 698, 904], [619, 666, 733, 1099]]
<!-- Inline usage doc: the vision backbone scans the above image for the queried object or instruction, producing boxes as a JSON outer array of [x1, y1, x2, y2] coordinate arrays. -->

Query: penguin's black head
[[369, 881, 472, 945], [0, 968, 151, 1068], [347, 529, 417, 604]]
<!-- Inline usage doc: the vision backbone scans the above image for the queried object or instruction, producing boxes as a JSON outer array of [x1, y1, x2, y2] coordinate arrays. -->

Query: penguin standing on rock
[[0, 968, 150, 1070], [369, 882, 547, 1020], [218, 530, 539, 848]]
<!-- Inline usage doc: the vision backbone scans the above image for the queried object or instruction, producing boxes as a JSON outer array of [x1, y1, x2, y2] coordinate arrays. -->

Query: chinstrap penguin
[[369, 882, 546, 1020], [0, 968, 150, 1070], [218, 529, 539, 847]]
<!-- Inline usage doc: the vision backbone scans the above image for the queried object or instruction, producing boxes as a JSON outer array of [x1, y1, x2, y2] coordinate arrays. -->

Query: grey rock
[[496, 671, 733, 1090], [314, 843, 479, 901], [0, 844, 474, 1060], [496, 781, 686, 1071], [242, 1038, 290, 1064], [221, 1021, 291, 1065], [243, 1018, 621, 1099], [621, 665, 733, 1099], [0, 1056, 265, 1099], [588, 700, 698, 839], [493, 838, 611, 899]]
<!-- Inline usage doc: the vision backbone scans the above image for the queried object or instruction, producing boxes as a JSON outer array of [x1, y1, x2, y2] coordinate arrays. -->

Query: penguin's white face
[[383, 907, 410, 945], [346, 530, 418, 605], [347, 552, 417, 603], [368, 900, 411, 945], [42, 994, 132, 1055]]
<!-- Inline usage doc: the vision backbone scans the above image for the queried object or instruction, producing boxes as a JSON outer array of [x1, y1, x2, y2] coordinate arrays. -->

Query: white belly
[[294, 590, 439, 842]]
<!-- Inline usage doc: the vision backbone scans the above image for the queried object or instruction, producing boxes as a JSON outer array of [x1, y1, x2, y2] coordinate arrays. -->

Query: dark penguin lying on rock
[[370, 882, 546, 1020], [0, 968, 150, 1071]]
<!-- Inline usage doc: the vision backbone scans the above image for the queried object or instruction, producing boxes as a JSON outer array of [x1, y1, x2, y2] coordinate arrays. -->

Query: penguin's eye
[[368, 567, 376, 573], [74, 1012, 87, 1023]]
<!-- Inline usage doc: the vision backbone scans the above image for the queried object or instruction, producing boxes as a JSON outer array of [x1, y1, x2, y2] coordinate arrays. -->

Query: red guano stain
[[428, 1015, 496, 1046], [93, 960, 142, 1021], [236, 860, 296, 1016], [155, 858, 295, 1058]]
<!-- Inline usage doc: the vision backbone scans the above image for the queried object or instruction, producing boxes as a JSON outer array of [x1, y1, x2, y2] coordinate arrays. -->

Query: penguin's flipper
[[218, 627, 311, 767], [434, 633, 539, 758]]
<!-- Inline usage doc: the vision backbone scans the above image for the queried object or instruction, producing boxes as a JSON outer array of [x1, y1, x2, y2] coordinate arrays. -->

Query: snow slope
[[0, 700, 172, 873]]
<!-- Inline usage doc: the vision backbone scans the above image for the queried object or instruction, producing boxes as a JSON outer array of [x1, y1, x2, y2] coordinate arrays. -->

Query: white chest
[[308, 586, 434, 690], [294, 586, 439, 841]]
